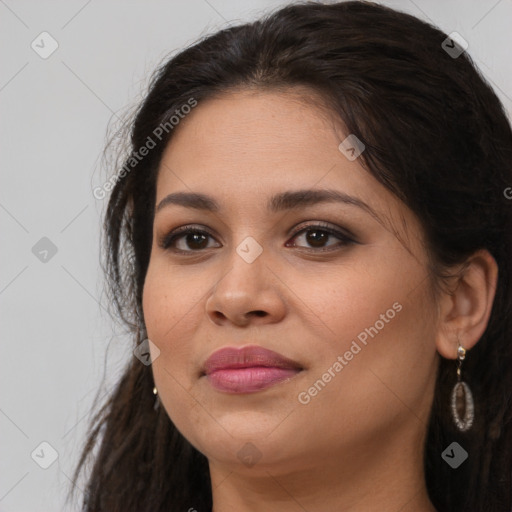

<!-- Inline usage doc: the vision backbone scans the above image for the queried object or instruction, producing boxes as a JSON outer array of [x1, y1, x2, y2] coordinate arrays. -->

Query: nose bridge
[[235, 234, 265, 266], [218, 234, 267, 298], [206, 233, 285, 324]]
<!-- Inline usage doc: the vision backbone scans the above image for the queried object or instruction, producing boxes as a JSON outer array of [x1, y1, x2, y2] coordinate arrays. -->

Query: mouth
[[201, 344, 304, 394]]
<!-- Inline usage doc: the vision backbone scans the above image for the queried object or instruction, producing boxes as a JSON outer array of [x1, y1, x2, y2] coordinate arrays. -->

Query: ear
[[435, 249, 498, 359]]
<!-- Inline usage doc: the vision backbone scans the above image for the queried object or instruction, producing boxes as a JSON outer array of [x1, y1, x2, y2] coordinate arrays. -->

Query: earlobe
[[435, 249, 498, 359]]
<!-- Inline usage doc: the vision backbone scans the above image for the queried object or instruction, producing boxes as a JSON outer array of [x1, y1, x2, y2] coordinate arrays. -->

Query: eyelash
[[159, 222, 355, 255]]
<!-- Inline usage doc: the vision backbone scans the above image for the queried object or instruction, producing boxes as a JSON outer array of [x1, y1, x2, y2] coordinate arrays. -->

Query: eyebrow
[[155, 189, 378, 218]]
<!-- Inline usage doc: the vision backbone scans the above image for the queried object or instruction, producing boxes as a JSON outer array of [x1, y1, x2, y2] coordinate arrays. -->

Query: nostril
[[252, 310, 266, 317]]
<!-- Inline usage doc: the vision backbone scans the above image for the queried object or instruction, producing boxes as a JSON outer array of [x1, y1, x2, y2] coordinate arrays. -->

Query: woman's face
[[142, 89, 440, 477]]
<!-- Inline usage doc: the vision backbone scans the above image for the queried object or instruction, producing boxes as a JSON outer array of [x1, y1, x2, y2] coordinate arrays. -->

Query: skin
[[142, 88, 498, 512]]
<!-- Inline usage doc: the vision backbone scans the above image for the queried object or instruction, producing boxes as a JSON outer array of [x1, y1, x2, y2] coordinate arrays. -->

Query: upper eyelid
[[163, 221, 349, 238], [287, 220, 355, 238]]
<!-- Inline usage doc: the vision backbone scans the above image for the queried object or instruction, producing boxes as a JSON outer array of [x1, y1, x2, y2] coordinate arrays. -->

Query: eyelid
[[158, 220, 357, 254], [288, 220, 356, 241], [285, 222, 356, 252], [157, 224, 217, 250]]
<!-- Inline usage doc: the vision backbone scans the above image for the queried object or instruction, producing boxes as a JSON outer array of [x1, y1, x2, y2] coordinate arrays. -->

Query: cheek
[[289, 251, 436, 414], [142, 261, 201, 373], [143, 259, 203, 336], [286, 255, 405, 344], [142, 261, 207, 434]]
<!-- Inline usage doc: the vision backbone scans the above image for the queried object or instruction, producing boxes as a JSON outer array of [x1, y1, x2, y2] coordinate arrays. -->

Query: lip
[[202, 345, 303, 394]]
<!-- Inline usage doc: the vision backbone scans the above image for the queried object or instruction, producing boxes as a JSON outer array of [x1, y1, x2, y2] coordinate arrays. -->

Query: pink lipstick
[[202, 345, 303, 393]]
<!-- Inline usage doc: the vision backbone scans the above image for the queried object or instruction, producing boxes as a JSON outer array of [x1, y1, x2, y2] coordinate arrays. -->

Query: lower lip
[[205, 367, 301, 393]]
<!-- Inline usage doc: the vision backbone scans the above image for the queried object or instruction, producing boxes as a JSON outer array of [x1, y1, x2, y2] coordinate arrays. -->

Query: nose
[[205, 246, 287, 327]]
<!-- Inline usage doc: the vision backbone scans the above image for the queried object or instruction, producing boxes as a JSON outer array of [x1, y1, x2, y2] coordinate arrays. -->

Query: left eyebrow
[[155, 188, 378, 219], [267, 189, 377, 217]]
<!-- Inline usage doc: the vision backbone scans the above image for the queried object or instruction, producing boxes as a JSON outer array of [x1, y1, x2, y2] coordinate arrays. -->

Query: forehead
[[154, 89, 412, 230], [161, 89, 339, 171], [158, 90, 365, 194]]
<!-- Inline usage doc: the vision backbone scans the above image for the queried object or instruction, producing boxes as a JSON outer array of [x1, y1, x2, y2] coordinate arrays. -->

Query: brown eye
[[286, 224, 354, 251], [304, 229, 330, 248], [180, 232, 210, 250], [160, 227, 220, 253]]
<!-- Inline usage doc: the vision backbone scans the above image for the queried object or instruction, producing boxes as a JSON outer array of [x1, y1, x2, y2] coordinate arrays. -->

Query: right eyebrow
[[156, 192, 219, 213]]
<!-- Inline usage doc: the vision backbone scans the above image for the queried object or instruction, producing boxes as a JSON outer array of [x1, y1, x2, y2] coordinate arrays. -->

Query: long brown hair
[[69, 2, 512, 510]]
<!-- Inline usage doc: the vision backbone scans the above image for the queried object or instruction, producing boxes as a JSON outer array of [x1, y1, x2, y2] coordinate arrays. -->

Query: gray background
[[1, 1, 511, 510]]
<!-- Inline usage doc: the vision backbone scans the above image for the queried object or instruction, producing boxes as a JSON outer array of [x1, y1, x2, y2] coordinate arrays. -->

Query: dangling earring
[[153, 386, 160, 411], [450, 342, 474, 431]]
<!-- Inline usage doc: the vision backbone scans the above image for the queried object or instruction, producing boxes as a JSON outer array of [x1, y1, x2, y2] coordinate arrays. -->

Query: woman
[[70, 1, 512, 511]]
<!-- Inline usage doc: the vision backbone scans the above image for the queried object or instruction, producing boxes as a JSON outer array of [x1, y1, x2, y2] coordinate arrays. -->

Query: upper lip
[[202, 345, 303, 375]]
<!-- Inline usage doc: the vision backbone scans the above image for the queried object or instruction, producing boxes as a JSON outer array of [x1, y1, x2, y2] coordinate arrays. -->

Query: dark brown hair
[[69, 1, 512, 510]]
